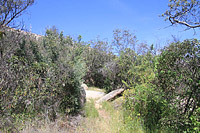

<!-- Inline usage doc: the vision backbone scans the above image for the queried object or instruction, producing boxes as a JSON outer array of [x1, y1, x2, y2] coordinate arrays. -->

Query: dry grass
[[20, 115, 81, 133], [77, 98, 144, 133], [77, 111, 113, 133], [20, 96, 144, 133]]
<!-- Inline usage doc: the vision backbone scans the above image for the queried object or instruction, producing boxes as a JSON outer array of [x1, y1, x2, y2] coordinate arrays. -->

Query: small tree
[[83, 38, 113, 87], [112, 29, 137, 54]]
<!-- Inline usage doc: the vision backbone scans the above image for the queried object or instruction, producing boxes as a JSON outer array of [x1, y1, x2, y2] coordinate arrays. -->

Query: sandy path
[[77, 89, 115, 133], [85, 90, 105, 99]]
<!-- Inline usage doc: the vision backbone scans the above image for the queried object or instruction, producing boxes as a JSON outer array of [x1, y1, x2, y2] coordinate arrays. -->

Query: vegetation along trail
[[77, 87, 144, 133], [1, 0, 199, 132]]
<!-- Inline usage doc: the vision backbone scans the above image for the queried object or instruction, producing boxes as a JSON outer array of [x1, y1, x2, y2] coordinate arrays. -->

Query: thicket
[[0, 27, 138, 131], [1, 26, 199, 132], [83, 29, 140, 93], [123, 39, 200, 132], [0, 27, 86, 132], [82, 38, 116, 90]]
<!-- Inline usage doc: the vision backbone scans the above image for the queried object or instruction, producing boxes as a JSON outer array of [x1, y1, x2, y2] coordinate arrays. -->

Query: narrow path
[[85, 89, 105, 109], [85, 89, 106, 116], [77, 88, 130, 133], [77, 89, 113, 133], [85, 90, 105, 99]]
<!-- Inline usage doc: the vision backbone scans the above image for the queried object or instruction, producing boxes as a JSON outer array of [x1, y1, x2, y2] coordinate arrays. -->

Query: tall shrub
[[156, 39, 200, 131], [0, 27, 87, 131]]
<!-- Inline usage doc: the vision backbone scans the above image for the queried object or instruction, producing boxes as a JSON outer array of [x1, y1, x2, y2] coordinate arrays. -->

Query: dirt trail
[[85, 90, 105, 99], [79, 89, 112, 133], [85, 89, 104, 107], [87, 89, 109, 115], [77, 88, 128, 133]]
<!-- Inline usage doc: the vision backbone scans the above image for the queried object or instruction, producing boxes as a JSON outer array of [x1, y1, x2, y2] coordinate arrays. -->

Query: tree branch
[[169, 16, 200, 28], [4, 3, 31, 26], [0, 0, 34, 28]]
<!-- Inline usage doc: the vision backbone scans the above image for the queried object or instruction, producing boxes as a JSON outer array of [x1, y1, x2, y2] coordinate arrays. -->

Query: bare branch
[[4, 2, 31, 26], [162, 0, 200, 30], [169, 16, 200, 28], [0, 0, 34, 28]]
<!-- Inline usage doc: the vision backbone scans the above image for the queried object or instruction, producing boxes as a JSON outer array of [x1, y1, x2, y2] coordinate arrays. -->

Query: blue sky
[[21, 0, 199, 47]]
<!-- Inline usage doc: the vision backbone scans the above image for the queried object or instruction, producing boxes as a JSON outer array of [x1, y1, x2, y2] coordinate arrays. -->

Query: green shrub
[[0, 27, 87, 131], [123, 83, 167, 132], [122, 39, 200, 132], [189, 107, 200, 132], [156, 39, 200, 132], [82, 39, 114, 89]]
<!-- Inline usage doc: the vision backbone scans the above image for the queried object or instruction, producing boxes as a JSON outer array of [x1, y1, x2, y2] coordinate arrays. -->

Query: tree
[[162, 0, 200, 29], [83, 38, 113, 87], [112, 29, 137, 54], [0, 0, 34, 28]]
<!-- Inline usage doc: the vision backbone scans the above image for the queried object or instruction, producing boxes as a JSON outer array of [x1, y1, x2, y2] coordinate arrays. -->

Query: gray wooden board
[[96, 88, 124, 104]]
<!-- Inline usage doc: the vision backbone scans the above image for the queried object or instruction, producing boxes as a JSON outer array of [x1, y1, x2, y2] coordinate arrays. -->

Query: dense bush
[[123, 84, 165, 131], [122, 48, 162, 131], [83, 29, 138, 92], [1, 26, 199, 132], [156, 39, 200, 132], [82, 38, 115, 90], [123, 39, 200, 132], [0, 27, 86, 131]]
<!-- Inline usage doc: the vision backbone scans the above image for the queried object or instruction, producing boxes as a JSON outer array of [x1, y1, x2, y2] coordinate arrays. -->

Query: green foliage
[[120, 44, 163, 132], [112, 29, 137, 53], [0, 27, 87, 131], [120, 49, 155, 88], [82, 38, 114, 89], [40, 27, 87, 114], [98, 30, 139, 92], [122, 84, 168, 132], [82, 29, 139, 93], [1, 26, 199, 132], [189, 107, 200, 132], [156, 39, 200, 132], [118, 48, 137, 85], [122, 39, 200, 132]]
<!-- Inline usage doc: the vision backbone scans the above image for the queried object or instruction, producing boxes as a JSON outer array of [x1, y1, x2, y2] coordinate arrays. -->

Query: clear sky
[[21, 0, 199, 47]]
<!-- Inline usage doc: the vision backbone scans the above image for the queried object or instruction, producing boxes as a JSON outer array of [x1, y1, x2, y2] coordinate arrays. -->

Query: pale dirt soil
[[85, 89, 107, 119], [76, 90, 113, 133], [85, 90, 105, 99]]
